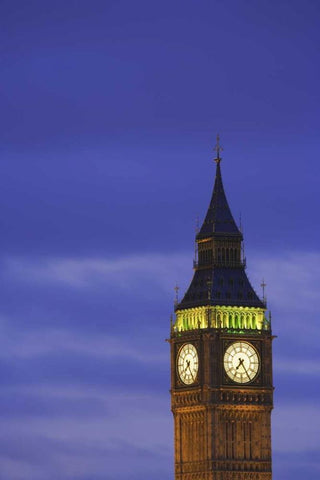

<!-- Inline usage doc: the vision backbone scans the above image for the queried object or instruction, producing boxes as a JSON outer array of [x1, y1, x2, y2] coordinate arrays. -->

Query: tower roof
[[197, 160, 242, 239], [178, 266, 264, 309], [176, 141, 264, 311]]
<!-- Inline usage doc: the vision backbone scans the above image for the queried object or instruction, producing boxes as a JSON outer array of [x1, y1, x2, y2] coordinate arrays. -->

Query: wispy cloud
[[276, 358, 320, 375], [4, 249, 320, 307], [0, 319, 166, 363], [4, 249, 319, 331], [1, 249, 319, 479], [4, 253, 190, 292], [273, 404, 320, 453], [249, 250, 320, 314], [0, 385, 171, 480], [3, 248, 320, 345]]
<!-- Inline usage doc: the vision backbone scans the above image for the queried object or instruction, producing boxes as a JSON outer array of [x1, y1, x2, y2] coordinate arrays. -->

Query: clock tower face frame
[[176, 343, 199, 386], [222, 338, 262, 387]]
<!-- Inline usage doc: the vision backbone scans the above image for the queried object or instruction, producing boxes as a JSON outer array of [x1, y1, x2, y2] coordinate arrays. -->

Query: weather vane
[[214, 133, 223, 164]]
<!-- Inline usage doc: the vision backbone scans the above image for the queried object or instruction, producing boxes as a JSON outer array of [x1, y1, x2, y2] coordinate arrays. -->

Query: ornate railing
[[193, 258, 247, 269]]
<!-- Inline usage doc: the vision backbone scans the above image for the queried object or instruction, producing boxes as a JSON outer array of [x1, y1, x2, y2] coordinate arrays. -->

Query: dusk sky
[[1, 1, 320, 479]]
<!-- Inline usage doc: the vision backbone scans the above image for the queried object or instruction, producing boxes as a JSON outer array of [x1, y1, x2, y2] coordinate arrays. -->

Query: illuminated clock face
[[224, 341, 260, 384], [177, 344, 199, 385]]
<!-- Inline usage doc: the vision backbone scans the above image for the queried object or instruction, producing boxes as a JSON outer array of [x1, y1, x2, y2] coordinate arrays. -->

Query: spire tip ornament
[[214, 133, 223, 164], [261, 278, 267, 305]]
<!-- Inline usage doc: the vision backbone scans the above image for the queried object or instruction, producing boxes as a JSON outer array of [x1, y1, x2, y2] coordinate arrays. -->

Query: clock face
[[177, 343, 199, 385], [224, 341, 260, 384]]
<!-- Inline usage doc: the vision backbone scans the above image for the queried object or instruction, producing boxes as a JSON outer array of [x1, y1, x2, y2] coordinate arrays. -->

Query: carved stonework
[[172, 391, 202, 408], [218, 391, 273, 406], [171, 328, 273, 480]]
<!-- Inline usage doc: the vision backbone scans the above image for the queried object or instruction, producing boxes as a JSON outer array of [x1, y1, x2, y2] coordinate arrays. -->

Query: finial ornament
[[261, 279, 267, 304], [214, 133, 223, 164], [195, 215, 200, 234], [174, 283, 180, 306]]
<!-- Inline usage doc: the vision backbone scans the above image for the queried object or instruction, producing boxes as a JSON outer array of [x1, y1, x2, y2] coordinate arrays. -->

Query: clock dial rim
[[177, 343, 199, 385], [224, 341, 260, 384]]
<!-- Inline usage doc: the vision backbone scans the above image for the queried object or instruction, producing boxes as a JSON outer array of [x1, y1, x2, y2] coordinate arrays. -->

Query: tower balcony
[[193, 258, 247, 269]]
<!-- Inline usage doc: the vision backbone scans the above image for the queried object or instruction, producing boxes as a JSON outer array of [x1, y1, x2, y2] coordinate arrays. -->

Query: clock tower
[[170, 139, 274, 480]]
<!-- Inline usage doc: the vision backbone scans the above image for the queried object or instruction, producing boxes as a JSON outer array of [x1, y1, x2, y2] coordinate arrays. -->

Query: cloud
[[276, 358, 320, 375], [274, 450, 320, 480], [3, 249, 319, 337], [4, 249, 320, 312], [2, 248, 319, 360], [1, 385, 170, 446], [3, 253, 189, 292], [0, 385, 172, 480], [249, 250, 320, 314], [1, 249, 319, 479], [273, 404, 320, 453], [0, 320, 166, 364]]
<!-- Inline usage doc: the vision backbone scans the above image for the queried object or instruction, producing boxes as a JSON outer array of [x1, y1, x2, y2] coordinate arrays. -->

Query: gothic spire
[[197, 149, 242, 239], [176, 139, 264, 310]]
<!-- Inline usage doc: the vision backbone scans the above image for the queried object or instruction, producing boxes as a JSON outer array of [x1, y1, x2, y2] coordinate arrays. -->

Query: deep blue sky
[[1, 1, 319, 479]]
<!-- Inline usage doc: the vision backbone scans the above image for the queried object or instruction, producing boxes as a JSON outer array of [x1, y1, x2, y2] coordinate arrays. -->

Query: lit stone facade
[[175, 306, 266, 331]]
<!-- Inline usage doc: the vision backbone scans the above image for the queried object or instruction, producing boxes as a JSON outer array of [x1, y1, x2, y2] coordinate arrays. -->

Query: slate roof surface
[[178, 267, 265, 310], [197, 162, 242, 238]]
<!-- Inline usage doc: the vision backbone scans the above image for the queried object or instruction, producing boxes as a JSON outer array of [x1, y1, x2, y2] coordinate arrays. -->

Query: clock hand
[[180, 359, 190, 376], [241, 362, 250, 377], [236, 358, 250, 377], [186, 363, 195, 380], [236, 358, 244, 370]]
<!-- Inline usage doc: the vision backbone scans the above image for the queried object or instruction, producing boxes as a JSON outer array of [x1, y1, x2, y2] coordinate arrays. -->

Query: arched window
[[223, 313, 227, 328], [183, 316, 187, 330]]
